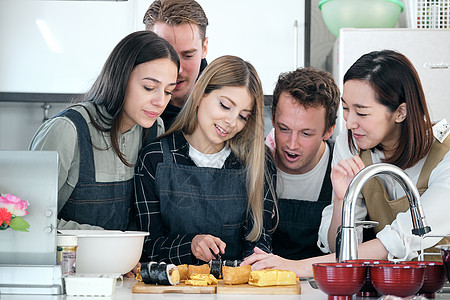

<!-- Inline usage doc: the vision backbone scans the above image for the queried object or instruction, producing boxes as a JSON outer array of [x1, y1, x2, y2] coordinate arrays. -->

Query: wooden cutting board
[[216, 280, 301, 295], [133, 280, 301, 295], [132, 281, 216, 294]]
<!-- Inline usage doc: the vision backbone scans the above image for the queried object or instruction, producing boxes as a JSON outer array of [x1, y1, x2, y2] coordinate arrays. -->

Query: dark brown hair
[[143, 0, 208, 42], [76, 30, 179, 166], [344, 50, 433, 169], [271, 67, 340, 134]]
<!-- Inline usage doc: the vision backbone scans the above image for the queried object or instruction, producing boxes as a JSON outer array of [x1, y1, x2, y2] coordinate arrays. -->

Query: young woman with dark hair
[[242, 50, 450, 277], [319, 50, 450, 263], [30, 31, 180, 230]]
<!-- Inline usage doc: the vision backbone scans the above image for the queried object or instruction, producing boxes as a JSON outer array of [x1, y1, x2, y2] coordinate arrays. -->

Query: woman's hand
[[124, 261, 141, 278], [331, 155, 365, 201], [328, 155, 366, 251], [242, 247, 337, 278], [241, 247, 292, 272], [191, 234, 226, 262]]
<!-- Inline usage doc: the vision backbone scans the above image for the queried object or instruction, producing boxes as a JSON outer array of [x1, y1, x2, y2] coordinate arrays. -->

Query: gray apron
[[155, 138, 248, 261], [272, 140, 334, 259], [57, 109, 131, 230]]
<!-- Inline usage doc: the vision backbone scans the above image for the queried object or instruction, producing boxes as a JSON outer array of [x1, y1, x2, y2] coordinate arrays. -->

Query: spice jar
[[57, 234, 77, 275]]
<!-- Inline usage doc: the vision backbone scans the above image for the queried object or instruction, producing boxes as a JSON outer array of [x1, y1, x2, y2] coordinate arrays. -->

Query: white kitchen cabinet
[[197, 0, 306, 95], [0, 0, 146, 94], [0, 0, 305, 96], [332, 28, 450, 137], [0, 0, 306, 150], [0, 0, 149, 150]]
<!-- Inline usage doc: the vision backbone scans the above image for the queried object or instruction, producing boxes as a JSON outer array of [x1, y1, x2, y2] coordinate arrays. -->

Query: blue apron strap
[[317, 139, 334, 203], [161, 137, 174, 164], [56, 109, 95, 183]]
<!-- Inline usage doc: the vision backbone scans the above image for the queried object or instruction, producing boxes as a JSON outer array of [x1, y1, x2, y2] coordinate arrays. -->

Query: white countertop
[[2, 278, 450, 300], [0, 277, 326, 300]]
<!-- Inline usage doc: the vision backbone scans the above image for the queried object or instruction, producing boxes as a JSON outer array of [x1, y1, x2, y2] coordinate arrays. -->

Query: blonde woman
[[134, 55, 276, 264]]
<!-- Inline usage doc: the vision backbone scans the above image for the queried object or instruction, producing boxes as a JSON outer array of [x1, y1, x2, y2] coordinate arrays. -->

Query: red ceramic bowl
[[344, 259, 391, 297], [436, 244, 450, 283], [313, 263, 367, 300], [399, 261, 446, 298], [370, 263, 425, 297]]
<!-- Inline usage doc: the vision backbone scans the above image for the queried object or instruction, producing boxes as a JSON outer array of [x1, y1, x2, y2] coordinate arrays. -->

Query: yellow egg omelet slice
[[189, 273, 218, 285], [184, 273, 218, 286], [248, 269, 296, 287], [184, 280, 209, 286]]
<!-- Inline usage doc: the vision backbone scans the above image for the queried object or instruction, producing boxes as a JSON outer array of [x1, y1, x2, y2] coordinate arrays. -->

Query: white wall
[[0, 0, 303, 150], [0, 0, 150, 150], [0, 0, 149, 94], [0, 102, 68, 150], [197, 0, 305, 95], [332, 29, 450, 137]]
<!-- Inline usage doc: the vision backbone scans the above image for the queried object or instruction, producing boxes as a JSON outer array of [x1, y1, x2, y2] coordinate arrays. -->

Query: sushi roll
[[209, 259, 222, 279], [223, 259, 243, 267], [140, 262, 156, 284], [177, 264, 188, 280], [140, 262, 180, 285], [222, 265, 252, 285], [208, 259, 244, 279], [187, 264, 210, 278]]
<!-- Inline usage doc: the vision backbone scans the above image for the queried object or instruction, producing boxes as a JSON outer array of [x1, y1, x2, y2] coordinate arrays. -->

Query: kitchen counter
[[2, 278, 450, 300], [0, 278, 320, 300]]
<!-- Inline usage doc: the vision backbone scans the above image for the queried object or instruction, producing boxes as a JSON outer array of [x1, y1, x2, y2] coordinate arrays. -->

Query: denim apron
[[360, 136, 450, 260], [272, 140, 334, 260], [155, 138, 248, 260], [57, 109, 131, 230]]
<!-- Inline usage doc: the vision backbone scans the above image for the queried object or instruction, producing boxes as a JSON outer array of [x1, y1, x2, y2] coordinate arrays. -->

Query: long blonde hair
[[165, 55, 270, 241]]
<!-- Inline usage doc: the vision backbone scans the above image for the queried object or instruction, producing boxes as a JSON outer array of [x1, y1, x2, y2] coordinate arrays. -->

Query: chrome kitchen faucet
[[336, 163, 432, 262]]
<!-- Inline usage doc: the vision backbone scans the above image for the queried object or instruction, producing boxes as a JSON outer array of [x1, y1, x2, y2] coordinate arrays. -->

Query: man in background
[[143, 0, 209, 129], [266, 67, 340, 259]]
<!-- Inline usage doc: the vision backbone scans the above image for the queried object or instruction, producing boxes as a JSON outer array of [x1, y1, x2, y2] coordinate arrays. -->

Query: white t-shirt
[[277, 143, 330, 201], [189, 145, 231, 168], [317, 121, 450, 261]]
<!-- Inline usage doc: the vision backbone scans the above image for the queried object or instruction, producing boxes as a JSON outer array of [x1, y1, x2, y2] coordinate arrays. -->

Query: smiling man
[[265, 67, 340, 259], [143, 0, 209, 130]]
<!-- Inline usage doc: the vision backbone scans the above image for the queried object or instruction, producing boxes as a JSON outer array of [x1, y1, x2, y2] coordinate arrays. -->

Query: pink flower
[[0, 193, 29, 217], [0, 207, 12, 226]]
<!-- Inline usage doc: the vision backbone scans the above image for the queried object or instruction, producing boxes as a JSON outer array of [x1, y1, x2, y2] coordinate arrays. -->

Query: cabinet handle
[[42, 102, 51, 123]]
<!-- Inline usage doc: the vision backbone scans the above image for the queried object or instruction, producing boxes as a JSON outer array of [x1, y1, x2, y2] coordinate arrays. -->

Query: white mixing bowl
[[58, 230, 149, 274]]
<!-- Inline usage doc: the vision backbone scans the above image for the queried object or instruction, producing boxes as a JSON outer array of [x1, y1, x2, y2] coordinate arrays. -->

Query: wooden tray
[[216, 280, 301, 295], [132, 281, 216, 294], [132, 280, 301, 295]]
